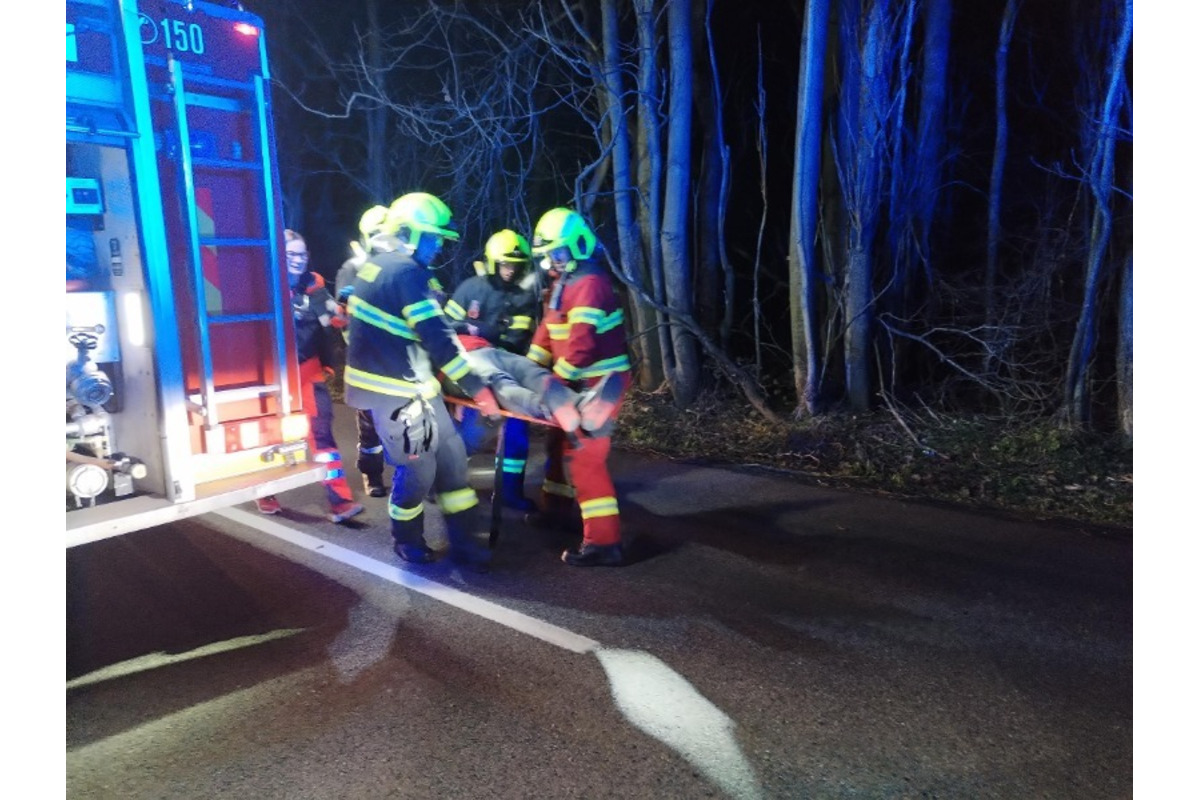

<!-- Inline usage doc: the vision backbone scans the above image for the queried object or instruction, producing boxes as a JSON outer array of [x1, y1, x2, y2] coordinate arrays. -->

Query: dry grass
[[615, 387, 1133, 532]]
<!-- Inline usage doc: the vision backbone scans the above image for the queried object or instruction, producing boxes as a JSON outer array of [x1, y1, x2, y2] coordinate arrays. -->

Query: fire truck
[[66, 0, 323, 547]]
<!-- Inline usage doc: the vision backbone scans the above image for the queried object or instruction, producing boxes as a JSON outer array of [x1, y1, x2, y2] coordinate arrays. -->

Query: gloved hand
[[472, 386, 501, 420]]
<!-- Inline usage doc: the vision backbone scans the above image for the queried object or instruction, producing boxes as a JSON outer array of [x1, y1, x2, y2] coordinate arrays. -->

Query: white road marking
[[213, 507, 601, 654], [67, 628, 305, 691]]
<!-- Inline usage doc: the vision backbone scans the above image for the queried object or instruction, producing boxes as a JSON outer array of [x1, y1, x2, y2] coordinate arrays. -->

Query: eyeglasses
[[286, 250, 309, 261]]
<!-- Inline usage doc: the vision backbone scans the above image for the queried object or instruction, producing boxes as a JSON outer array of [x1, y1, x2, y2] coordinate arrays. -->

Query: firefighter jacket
[[445, 273, 539, 355], [527, 261, 631, 388], [343, 248, 486, 409], [336, 254, 446, 344], [292, 271, 339, 369]]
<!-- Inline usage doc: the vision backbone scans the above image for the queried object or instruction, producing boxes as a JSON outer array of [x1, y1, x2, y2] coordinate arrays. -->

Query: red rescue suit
[[527, 262, 631, 547]]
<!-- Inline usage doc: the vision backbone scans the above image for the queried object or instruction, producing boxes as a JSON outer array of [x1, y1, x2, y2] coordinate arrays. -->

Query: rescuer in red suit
[[527, 208, 632, 567]]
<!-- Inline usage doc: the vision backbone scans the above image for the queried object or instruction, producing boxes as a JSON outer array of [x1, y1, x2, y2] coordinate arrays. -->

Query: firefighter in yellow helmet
[[528, 207, 632, 566], [335, 205, 390, 497], [343, 192, 501, 571], [445, 229, 542, 509]]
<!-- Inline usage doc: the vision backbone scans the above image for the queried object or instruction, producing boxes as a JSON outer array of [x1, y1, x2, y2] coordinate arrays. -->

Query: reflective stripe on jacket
[[343, 249, 485, 409], [528, 261, 630, 386], [444, 273, 539, 355]]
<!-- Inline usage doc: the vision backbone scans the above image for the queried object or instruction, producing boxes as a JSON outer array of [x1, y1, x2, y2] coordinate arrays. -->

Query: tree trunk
[[752, 30, 767, 377], [984, 0, 1018, 360], [600, 0, 654, 391], [787, 0, 829, 417], [662, 0, 701, 407], [1063, 0, 1132, 427], [843, 0, 887, 413], [1116, 253, 1132, 442], [702, 0, 736, 352], [912, 0, 950, 284], [692, 0, 724, 344], [635, 0, 669, 386], [365, 0, 386, 204]]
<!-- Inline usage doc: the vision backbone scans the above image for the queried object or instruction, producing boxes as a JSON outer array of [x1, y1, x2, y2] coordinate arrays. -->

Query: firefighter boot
[[391, 515, 437, 564], [357, 448, 387, 497], [443, 508, 492, 574], [562, 541, 626, 567]]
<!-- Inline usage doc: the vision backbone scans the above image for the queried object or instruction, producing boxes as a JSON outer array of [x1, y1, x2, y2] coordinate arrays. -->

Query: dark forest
[[242, 0, 1132, 511]]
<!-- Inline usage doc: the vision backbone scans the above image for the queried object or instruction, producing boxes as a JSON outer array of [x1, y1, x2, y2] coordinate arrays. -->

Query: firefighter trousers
[[542, 372, 629, 546], [370, 396, 488, 558]]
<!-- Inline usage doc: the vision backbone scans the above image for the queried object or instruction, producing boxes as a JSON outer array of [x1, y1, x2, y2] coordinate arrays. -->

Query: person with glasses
[[342, 192, 500, 572], [255, 229, 364, 524]]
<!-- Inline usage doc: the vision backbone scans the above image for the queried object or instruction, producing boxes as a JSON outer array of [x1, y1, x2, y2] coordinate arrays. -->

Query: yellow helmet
[[484, 229, 532, 275], [382, 192, 460, 252], [358, 204, 389, 240], [531, 207, 596, 271]]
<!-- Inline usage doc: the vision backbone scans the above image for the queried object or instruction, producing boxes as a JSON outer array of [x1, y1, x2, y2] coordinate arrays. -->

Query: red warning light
[[233, 22, 259, 37]]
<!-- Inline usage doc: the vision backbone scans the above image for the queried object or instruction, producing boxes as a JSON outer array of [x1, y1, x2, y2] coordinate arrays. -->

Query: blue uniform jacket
[[343, 248, 485, 409]]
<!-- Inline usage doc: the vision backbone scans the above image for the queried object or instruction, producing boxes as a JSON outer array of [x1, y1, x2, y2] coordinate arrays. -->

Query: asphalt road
[[66, 402, 1133, 799]]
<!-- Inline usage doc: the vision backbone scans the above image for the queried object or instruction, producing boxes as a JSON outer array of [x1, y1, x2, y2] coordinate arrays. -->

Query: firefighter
[[343, 192, 500, 571], [444, 229, 542, 511], [256, 229, 364, 524], [335, 205, 389, 498], [527, 207, 632, 567]]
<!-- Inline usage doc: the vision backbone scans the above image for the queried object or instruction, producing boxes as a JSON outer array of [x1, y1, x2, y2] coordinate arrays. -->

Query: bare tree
[[661, 0, 701, 406], [837, 0, 891, 412], [633, 0, 670, 389], [1061, 0, 1132, 427], [752, 28, 768, 378], [983, 0, 1019, 372], [787, 0, 830, 417], [363, 0, 386, 205], [693, 0, 732, 349], [598, 0, 655, 390], [1116, 254, 1132, 440]]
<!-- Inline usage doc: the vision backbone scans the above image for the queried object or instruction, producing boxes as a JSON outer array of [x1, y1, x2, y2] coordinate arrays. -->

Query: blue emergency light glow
[[233, 22, 258, 37]]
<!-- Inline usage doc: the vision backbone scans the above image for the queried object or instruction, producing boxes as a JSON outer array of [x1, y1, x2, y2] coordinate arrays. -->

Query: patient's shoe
[[577, 372, 623, 433]]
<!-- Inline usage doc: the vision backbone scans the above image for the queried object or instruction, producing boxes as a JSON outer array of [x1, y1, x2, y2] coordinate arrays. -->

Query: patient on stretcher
[[444, 346, 622, 436]]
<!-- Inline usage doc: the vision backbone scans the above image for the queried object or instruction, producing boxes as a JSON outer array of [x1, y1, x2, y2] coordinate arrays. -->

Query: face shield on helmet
[[484, 229, 532, 280], [382, 192, 460, 265], [531, 207, 596, 273]]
